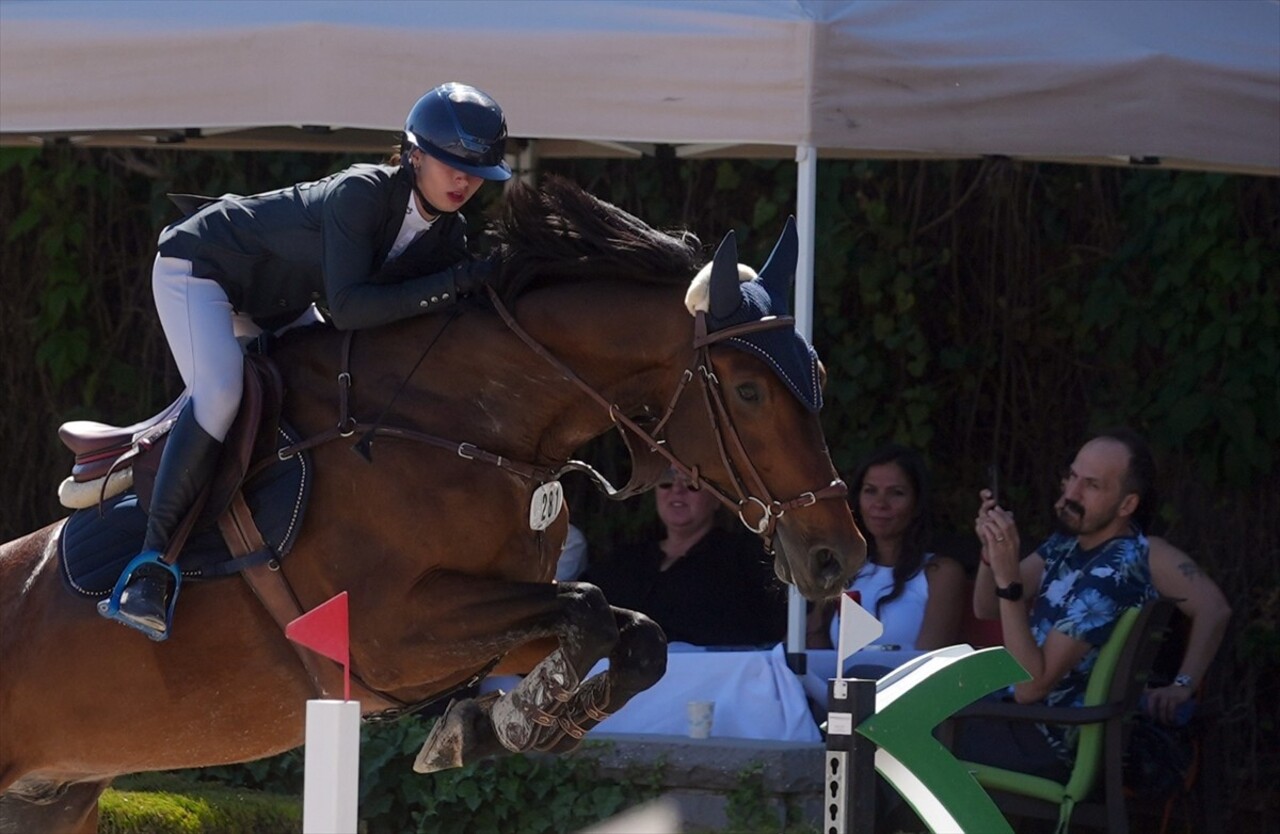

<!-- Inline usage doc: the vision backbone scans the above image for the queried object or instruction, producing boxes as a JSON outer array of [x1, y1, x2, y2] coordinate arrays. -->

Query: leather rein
[[483, 287, 848, 550]]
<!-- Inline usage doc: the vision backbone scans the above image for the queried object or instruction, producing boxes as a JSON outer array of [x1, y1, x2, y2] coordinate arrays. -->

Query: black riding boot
[[102, 402, 222, 639]]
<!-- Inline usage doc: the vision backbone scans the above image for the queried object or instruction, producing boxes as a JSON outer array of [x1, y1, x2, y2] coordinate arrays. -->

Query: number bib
[[529, 481, 564, 531]]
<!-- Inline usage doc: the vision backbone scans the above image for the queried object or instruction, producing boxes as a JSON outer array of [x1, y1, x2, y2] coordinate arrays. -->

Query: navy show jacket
[[158, 164, 467, 329]]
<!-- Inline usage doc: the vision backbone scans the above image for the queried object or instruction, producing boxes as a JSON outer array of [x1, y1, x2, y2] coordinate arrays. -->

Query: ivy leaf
[[1167, 392, 1212, 442], [5, 205, 41, 242]]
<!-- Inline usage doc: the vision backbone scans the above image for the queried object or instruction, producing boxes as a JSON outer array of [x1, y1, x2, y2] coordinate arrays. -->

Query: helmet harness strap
[[405, 152, 456, 217]]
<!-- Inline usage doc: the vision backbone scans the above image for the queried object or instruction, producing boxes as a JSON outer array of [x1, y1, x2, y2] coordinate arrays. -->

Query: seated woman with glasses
[[582, 468, 788, 648]]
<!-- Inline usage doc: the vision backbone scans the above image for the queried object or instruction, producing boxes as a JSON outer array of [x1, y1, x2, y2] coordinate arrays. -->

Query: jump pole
[[287, 591, 360, 834], [825, 592, 881, 833]]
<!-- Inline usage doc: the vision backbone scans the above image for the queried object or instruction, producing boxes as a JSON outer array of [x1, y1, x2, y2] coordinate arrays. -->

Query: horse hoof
[[413, 704, 466, 773], [413, 695, 504, 773]]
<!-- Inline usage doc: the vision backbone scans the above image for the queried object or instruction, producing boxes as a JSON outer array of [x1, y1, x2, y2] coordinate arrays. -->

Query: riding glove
[[452, 256, 498, 296]]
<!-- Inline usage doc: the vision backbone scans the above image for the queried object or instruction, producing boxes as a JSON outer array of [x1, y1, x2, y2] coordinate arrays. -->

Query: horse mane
[[490, 176, 703, 301]]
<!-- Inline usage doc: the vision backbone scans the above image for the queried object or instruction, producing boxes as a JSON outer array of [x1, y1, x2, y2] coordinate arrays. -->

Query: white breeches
[[152, 255, 244, 441]]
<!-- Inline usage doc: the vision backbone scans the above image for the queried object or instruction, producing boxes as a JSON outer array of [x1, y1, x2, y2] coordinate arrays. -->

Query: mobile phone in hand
[[987, 463, 1000, 503]]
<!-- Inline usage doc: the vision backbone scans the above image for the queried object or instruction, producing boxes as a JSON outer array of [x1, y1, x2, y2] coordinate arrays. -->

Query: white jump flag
[[836, 590, 884, 674]]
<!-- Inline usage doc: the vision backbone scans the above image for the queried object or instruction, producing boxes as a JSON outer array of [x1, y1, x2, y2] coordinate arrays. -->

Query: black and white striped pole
[[824, 591, 881, 833], [824, 674, 876, 834]]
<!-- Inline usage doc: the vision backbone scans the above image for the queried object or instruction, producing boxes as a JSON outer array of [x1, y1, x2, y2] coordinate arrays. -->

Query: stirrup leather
[[97, 551, 183, 641]]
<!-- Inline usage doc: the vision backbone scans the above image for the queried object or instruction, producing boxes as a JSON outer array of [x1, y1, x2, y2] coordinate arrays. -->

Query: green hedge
[[99, 774, 299, 834]]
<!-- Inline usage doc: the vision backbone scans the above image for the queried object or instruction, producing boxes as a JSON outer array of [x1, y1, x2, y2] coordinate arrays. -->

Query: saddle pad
[[59, 424, 312, 599]]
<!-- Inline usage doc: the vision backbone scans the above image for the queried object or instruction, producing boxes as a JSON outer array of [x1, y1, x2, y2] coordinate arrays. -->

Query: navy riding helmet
[[404, 83, 512, 181]]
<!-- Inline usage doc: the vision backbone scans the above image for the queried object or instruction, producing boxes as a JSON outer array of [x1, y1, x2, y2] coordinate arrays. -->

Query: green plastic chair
[[955, 599, 1175, 833]]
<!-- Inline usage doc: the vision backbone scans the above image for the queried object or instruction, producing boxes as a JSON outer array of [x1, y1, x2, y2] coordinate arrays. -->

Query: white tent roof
[[2, 0, 1277, 174]]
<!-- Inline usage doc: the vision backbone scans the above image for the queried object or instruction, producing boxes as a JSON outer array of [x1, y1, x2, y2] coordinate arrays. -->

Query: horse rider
[[100, 83, 512, 640]]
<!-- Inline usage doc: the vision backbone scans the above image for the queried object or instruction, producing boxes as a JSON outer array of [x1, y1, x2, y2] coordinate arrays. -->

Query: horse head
[[485, 177, 863, 599], [670, 218, 866, 600]]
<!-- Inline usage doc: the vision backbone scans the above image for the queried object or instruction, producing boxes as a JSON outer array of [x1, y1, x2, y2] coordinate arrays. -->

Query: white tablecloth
[[584, 643, 822, 742], [480, 644, 928, 742]]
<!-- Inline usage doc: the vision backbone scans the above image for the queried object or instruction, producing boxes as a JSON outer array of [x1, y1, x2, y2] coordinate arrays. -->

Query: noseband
[[487, 289, 847, 549]]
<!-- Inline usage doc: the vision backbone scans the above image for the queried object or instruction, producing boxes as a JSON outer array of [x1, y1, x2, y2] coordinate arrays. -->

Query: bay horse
[[0, 177, 864, 833]]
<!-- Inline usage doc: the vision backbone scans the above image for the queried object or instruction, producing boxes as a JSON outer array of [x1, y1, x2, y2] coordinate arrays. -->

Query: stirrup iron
[[97, 551, 182, 641]]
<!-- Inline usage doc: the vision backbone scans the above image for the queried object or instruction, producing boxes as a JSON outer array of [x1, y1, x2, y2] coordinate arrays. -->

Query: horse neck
[[281, 283, 695, 467], [496, 281, 695, 461]]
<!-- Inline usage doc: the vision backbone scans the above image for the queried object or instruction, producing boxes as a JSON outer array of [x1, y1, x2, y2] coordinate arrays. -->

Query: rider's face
[[411, 151, 483, 217]]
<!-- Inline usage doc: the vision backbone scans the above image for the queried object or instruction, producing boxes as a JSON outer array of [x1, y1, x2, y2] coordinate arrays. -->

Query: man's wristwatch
[[1173, 673, 1194, 688], [994, 581, 1024, 601]]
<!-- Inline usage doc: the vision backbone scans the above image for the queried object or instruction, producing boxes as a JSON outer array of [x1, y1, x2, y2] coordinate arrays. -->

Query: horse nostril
[[812, 548, 843, 589]]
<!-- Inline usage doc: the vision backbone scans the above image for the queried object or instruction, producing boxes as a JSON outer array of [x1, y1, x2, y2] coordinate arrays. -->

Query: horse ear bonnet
[[709, 230, 745, 319], [704, 217, 823, 412]]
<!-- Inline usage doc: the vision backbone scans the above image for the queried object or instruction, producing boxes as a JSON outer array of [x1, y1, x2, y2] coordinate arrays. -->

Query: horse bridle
[[270, 286, 847, 716], [485, 287, 848, 550]]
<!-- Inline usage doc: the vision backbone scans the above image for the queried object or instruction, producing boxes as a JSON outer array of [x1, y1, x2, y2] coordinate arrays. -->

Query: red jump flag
[[286, 591, 351, 701]]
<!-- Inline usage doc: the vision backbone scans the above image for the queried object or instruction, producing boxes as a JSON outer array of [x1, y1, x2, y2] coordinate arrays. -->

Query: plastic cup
[[686, 700, 715, 739]]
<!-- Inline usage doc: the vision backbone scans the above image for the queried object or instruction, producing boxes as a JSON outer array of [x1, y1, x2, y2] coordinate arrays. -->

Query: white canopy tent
[[4, 0, 1278, 664], [2, 0, 1278, 172]]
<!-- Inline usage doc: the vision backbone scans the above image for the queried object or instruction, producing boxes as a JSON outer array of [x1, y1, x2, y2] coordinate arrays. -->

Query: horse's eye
[[736, 383, 759, 403]]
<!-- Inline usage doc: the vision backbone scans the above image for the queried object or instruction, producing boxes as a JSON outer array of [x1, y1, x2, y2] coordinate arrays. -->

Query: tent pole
[[794, 144, 817, 342], [786, 143, 819, 675], [512, 140, 538, 190]]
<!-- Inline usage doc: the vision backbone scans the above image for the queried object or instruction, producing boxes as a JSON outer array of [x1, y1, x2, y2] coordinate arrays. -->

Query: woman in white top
[[817, 444, 966, 651]]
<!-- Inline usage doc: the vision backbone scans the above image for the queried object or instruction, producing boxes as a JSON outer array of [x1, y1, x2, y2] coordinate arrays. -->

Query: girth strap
[[216, 493, 345, 701], [217, 491, 452, 717]]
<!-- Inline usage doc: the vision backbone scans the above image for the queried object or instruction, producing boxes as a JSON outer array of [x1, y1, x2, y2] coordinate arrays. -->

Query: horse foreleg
[[419, 605, 666, 769], [414, 580, 618, 772], [526, 605, 667, 754], [485, 582, 626, 753]]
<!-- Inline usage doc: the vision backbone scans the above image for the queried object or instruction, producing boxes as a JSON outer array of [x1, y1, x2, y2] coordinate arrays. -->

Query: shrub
[[99, 773, 300, 834]]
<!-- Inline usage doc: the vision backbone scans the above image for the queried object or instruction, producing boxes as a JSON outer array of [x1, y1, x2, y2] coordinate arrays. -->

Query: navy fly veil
[[701, 217, 823, 411]]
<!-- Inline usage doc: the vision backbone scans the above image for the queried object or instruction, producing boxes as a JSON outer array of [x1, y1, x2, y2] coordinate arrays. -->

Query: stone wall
[[570, 734, 827, 832]]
